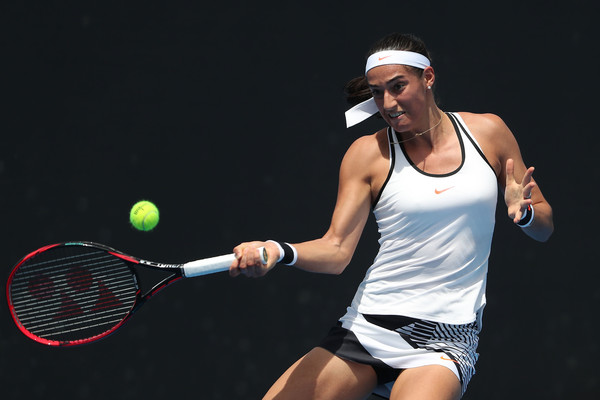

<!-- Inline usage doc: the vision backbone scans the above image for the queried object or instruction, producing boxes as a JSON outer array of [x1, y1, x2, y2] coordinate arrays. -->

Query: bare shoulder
[[457, 112, 513, 142], [340, 128, 389, 180], [344, 128, 388, 164], [456, 112, 520, 175]]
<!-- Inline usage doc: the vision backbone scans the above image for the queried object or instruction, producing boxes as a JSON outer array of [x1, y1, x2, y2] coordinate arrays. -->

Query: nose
[[382, 90, 397, 112]]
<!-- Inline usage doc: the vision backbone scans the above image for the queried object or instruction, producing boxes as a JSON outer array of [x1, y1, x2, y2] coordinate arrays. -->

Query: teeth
[[389, 111, 404, 118]]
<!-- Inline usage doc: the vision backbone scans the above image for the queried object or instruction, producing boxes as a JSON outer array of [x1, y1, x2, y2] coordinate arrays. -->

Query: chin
[[387, 117, 410, 132]]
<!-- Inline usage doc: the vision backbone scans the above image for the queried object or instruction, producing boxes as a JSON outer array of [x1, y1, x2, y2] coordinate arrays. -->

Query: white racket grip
[[182, 254, 236, 277], [181, 247, 267, 278]]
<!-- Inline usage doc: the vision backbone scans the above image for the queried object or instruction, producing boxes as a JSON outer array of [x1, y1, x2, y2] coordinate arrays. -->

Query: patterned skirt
[[319, 307, 483, 398]]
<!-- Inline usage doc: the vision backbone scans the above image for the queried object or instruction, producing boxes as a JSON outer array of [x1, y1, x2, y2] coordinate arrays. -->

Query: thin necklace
[[391, 114, 444, 144]]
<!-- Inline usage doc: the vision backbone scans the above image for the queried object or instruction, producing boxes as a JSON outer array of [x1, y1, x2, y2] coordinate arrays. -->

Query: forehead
[[366, 64, 416, 85]]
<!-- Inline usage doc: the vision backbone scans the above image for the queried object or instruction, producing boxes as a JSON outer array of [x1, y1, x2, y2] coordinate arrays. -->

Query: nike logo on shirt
[[435, 186, 455, 194]]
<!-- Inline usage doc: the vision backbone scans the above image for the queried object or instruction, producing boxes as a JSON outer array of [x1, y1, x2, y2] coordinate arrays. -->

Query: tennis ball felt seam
[[141, 210, 158, 231]]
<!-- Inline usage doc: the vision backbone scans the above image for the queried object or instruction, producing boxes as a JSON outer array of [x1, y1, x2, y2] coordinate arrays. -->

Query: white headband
[[345, 50, 431, 128], [365, 50, 430, 73]]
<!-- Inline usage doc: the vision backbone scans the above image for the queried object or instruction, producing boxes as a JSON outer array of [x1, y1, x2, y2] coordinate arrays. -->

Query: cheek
[[401, 89, 427, 114]]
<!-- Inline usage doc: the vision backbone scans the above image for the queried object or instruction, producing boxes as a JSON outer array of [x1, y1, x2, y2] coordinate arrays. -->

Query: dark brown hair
[[344, 33, 432, 107]]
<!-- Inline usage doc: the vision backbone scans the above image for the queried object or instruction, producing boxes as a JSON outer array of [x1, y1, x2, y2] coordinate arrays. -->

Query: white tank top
[[351, 112, 498, 324]]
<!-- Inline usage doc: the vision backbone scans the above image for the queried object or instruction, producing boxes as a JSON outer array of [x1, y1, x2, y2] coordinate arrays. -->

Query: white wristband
[[286, 242, 298, 266], [266, 240, 285, 263], [266, 240, 297, 265]]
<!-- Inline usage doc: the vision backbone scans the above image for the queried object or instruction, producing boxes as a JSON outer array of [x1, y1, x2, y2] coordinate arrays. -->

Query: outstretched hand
[[504, 158, 536, 224]]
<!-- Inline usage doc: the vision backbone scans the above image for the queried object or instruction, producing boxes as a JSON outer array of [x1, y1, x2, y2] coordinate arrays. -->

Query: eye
[[370, 88, 383, 98], [392, 83, 406, 93]]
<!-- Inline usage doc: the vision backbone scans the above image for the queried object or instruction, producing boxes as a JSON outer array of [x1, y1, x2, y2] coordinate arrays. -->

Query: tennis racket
[[6, 241, 267, 347]]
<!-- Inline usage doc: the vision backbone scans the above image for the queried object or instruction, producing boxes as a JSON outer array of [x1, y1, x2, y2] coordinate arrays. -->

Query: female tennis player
[[231, 33, 554, 400]]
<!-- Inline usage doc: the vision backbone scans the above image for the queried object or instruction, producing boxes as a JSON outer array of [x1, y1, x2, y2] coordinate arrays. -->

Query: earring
[[427, 85, 432, 90]]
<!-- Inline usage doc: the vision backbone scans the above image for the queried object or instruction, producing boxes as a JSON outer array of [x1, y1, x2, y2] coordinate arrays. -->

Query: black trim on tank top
[[372, 128, 396, 209], [446, 112, 497, 175], [398, 112, 466, 177]]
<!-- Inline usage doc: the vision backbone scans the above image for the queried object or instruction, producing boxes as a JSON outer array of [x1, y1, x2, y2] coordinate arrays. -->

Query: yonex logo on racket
[[8, 241, 234, 346], [27, 266, 124, 320], [6, 245, 140, 346]]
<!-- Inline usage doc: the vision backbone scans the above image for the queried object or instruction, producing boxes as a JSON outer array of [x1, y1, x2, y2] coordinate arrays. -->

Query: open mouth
[[389, 111, 405, 118]]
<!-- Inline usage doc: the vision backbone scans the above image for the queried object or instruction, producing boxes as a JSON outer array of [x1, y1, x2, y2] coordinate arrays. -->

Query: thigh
[[390, 365, 461, 400], [263, 347, 378, 400]]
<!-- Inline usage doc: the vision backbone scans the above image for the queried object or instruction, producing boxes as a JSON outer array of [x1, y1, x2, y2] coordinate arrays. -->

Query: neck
[[395, 109, 445, 144]]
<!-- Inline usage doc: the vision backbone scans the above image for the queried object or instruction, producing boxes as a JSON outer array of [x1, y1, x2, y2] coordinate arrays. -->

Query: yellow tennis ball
[[130, 200, 159, 231]]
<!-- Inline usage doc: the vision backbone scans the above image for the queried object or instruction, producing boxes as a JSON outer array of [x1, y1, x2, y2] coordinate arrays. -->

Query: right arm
[[231, 134, 381, 277]]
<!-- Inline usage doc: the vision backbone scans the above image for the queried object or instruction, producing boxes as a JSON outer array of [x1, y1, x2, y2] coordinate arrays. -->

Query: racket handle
[[182, 254, 236, 277], [182, 247, 268, 277]]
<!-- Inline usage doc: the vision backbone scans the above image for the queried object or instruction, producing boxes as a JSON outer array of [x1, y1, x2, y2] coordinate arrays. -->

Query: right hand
[[230, 241, 280, 278]]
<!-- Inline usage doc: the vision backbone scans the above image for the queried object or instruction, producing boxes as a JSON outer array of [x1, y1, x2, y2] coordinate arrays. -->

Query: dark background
[[1, 1, 597, 399]]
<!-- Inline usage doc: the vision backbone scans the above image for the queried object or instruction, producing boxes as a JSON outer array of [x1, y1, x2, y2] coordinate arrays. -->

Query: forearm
[[519, 202, 554, 242], [289, 235, 357, 275]]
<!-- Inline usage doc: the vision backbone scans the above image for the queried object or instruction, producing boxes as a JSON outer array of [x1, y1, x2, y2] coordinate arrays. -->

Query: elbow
[[317, 258, 350, 275], [320, 236, 355, 275], [531, 205, 554, 242], [332, 249, 356, 275], [537, 223, 554, 243], [538, 208, 555, 242], [327, 254, 352, 275], [531, 216, 554, 242], [331, 262, 349, 275]]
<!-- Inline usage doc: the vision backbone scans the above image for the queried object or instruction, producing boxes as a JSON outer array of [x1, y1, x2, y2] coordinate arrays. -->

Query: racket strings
[[13, 267, 133, 309], [9, 247, 138, 342]]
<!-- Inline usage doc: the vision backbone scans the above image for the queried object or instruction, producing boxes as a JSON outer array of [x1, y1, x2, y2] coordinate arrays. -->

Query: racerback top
[[350, 112, 498, 324]]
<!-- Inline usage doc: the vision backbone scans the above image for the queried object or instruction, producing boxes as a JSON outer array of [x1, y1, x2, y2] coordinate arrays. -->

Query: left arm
[[461, 112, 554, 242], [504, 157, 553, 241]]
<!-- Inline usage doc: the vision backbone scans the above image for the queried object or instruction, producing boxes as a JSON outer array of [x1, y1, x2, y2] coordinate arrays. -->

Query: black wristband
[[278, 242, 296, 265], [267, 240, 298, 265], [517, 204, 534, 227]]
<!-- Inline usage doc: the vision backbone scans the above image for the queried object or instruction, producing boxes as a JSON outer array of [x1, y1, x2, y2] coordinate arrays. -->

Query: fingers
[[505, 158, 538, 224], [505, 158, 515, 186], [512, 181, 537, 223], [506, 158, 536, 192], [519, 165, 536, 205], [512, 201, 529, 223], [523, 180, 536, 200], [230, 242, 271, 278], [521, 166, 535, 190]]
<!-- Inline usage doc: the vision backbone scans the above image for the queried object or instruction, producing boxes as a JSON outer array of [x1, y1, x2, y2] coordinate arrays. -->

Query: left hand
[[504, 158, 536, 224]]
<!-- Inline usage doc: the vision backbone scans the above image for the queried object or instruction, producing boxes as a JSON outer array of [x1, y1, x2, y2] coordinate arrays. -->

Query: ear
[[423, 66, 435, 89]]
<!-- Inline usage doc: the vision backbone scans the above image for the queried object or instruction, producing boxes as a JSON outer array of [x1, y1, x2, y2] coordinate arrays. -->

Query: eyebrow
[[367, 74, 407, 88]]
